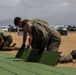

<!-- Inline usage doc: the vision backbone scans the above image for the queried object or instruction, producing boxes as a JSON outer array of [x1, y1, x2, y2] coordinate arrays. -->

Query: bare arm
[[18, 29, 27, 51], [28, 33, 32, 46], [23, 29, 27, 44], [0, 38, 4, 46]]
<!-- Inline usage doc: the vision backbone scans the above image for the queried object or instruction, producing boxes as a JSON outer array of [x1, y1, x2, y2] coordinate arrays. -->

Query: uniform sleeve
[[35, 23, 49, 48]]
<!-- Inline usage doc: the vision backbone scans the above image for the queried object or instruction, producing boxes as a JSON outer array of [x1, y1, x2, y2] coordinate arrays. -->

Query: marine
[[0, 30, 19, 50], [14, 17, 50, 51], [20, 19, 61, 52]]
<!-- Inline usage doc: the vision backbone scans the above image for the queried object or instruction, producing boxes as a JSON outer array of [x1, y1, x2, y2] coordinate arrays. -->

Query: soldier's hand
[[26, 45, 30, 50], [20, 44, 25, 51], [37, 48, 44, 55]]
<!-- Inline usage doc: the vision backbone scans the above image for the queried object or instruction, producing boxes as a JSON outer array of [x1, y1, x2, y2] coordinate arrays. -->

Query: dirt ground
[[2, 31, 76, 68]]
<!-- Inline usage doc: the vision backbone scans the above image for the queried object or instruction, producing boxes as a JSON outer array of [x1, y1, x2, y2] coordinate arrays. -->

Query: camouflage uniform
[[31, 22, 61, 52], [28, 18, 49, 25], [0, 30, 14, 50], [28, 18, 49, 48]]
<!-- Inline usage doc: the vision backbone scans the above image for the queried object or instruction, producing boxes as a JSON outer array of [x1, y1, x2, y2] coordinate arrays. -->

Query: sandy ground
[[2, 31, 76, 68]]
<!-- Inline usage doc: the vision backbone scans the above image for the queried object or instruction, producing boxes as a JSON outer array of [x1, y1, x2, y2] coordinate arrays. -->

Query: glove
[[20, 44, 25, 51], [26, 45, 30, 50], [37, 48, 44, 55]]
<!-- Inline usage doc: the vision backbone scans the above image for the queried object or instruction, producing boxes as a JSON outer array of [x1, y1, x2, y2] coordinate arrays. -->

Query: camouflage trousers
[[47, 39, 61, 52]]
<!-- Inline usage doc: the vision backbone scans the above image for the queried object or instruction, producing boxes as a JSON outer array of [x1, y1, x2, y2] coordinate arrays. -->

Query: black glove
[[37, 48, 44, 55], [20, 44, 25, 51], [26, 45, 30, 50]]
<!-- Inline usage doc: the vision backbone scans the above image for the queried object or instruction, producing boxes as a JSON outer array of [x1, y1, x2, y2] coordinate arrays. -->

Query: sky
[[0, 0, 76, 25]]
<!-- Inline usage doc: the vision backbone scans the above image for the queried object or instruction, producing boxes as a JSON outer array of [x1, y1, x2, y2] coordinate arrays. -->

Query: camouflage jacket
[[31, 22, 61, 48], [28, 18, 49, 25], [0, 30, 11, 41]]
